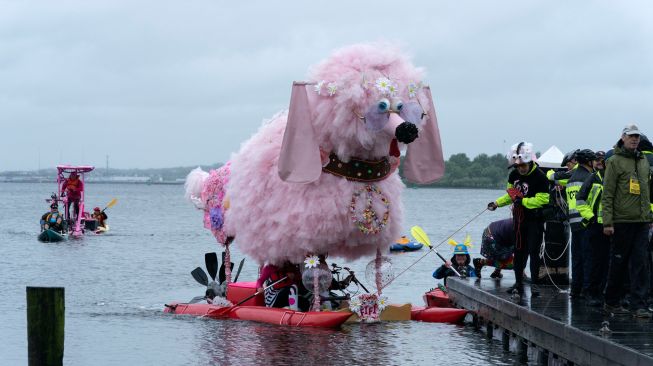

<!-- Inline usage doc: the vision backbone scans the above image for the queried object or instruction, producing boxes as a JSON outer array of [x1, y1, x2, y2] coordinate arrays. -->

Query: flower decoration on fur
[[327, 82, 338, 96], [304, 254, 319, 269], [375, 77, 392, 95], [387, 83, 398, 97], [350, 184, 390, 235], [314, 80, 325, 95], [377, 295, 388, 311], [209, 207, 224, 230], [407, 82, 418, 98]]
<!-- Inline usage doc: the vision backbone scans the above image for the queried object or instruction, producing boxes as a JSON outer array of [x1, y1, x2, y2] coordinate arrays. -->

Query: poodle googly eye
[[391, 100, 403, 111], [377, 98, 390, 112]]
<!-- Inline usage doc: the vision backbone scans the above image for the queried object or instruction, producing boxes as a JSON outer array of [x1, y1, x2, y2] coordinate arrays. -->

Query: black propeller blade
[[205, 252, 218, 281], [191, 267, 209, 286], [233, 258, 245, 283]]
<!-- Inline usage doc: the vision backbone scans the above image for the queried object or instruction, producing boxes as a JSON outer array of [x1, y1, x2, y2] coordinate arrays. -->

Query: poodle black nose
[[395, 122, 419, 144]]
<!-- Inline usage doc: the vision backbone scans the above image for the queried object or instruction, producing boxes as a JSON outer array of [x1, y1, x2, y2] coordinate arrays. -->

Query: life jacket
[[576, 171, 603, 226], [565, 165, 593, 231], [47, 212, 60, 224]]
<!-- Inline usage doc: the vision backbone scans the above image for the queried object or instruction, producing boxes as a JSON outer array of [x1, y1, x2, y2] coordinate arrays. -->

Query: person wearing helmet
[[565, 148, 597, 299], [91, 207, 108, 229], [639, 134, 653, 167], [602, 124, 653, 318], [576, 150, 610, 306], [433, 237, 476, 284], [487, 142, 550, 296], [546, 149, 578, 187]]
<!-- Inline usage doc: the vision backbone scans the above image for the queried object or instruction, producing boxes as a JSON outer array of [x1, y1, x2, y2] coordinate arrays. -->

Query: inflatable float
[[389, 236, 423, 252]]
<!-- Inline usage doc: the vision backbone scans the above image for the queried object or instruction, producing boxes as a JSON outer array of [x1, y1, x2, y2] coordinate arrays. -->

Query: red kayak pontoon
[[164, 303, 352, 328], [423, 288, 453, 308], [164, 281, 352, 328], [410, 306, 468, 323]]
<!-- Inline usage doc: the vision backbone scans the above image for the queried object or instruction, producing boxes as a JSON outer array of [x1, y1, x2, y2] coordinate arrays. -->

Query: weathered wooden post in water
[[26, 287, 64, 366]]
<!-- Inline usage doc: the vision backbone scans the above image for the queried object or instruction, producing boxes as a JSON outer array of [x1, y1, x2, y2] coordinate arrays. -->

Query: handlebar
[[320, 294, 350, 302]]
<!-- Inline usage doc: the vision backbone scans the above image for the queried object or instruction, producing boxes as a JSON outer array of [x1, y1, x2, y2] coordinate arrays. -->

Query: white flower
[[327, 82, 337, 96], [407, 83, 418, 98], [349, 297, 362, 314], [304, 255, 319, 269], [377, 296, 388, 311], [387, 83, 398, 97], [314, 80, 325, 95], [375, 77, 392, 94]]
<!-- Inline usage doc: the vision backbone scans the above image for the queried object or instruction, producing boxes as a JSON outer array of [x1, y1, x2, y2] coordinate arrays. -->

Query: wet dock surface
[[447, 277, 653, 366]]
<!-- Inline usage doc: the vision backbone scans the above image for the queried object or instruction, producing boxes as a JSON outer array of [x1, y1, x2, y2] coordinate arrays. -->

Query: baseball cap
[[622, 124, 641, 136]]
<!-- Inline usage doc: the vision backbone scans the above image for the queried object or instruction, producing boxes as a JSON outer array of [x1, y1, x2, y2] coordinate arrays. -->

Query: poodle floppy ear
[[403, 86, 445, 184], [278, 82, 322, 183]]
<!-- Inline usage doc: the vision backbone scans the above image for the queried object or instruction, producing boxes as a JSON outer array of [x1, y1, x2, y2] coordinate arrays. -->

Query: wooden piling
[[27, 287, 64, 366]]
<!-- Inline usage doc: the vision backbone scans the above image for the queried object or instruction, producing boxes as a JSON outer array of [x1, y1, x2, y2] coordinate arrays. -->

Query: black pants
[[586, 223, 611, 298], [570, 228, 591, 293], [513, 218, 544, 285], [66, 200, 80, 220], [604, 223, 650, 310]]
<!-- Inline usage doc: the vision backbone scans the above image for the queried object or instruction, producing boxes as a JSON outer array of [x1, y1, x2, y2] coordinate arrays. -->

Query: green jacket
[[602, 146, 653, 226]]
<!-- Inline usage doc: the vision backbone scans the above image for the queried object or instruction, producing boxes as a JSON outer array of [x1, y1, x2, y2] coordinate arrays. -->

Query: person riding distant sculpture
[[62, 172, 84, 222]]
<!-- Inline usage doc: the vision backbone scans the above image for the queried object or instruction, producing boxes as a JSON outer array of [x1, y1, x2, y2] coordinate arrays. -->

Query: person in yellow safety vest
[[565, 149, 597, 299], [487, 141, 550, 297], [546, 150, 578, 187], [576, 151, 609, 306]]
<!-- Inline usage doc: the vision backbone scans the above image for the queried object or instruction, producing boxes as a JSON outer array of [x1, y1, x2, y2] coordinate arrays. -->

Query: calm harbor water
[[1, 182, 534, 365]]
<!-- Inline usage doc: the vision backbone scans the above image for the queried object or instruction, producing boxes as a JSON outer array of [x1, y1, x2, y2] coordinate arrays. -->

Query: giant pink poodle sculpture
[[188, 43, 444, 266]]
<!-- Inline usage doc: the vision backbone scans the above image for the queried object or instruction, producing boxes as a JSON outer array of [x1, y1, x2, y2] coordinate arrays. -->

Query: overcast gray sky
[[2, 1, 652, 171]]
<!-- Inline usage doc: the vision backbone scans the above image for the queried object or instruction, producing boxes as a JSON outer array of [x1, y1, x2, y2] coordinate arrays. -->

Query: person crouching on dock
[[473, 218, 515, 279]]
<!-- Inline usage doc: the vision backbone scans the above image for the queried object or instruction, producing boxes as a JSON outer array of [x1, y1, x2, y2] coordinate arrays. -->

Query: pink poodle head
[[278, 43, 444, 185]]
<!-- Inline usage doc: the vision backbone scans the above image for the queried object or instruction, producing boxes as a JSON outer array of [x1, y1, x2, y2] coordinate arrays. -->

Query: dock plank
[[446, 277, 653, 366]]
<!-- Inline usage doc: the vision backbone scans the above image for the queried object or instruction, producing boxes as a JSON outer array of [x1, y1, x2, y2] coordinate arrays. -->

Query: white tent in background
[[537, 145, 565, 169]]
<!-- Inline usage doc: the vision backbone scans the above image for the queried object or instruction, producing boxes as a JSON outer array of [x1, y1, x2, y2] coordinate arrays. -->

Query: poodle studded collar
[[322, 153, 392, 182]]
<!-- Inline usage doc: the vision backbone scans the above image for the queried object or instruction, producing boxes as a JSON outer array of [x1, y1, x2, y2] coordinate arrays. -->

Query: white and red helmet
[[507, 142, 535, 166]]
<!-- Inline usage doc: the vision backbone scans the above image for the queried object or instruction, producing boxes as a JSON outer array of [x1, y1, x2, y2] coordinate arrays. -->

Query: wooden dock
[[447, 277, 653, 366]]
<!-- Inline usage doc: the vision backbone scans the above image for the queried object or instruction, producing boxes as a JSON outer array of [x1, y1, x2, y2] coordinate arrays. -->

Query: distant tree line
[[401, 153, 509, 189], [5, 154, 517, 189]]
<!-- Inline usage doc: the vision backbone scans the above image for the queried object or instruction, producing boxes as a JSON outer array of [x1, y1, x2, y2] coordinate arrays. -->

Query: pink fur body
[[224, 112, 404, 264], [206, 44, 443, 265]]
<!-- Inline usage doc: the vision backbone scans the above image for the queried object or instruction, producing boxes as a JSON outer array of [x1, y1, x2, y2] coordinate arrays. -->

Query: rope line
[[377, 207, 488, 294], [539, 221, 571, 293]]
